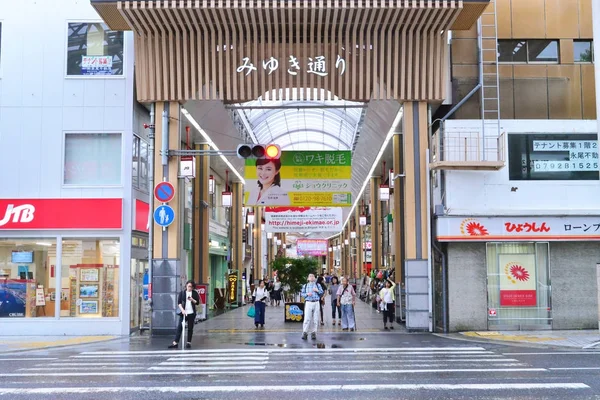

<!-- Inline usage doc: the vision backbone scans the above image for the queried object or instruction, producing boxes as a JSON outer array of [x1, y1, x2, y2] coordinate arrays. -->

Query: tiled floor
[[197, 294, 406, 333], [461, 330, 600, 349]]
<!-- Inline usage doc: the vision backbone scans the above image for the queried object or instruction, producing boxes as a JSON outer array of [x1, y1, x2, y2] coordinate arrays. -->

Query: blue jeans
[[254, 301, 266, 325], [331, 301, 341, 319], [341, 304, 355, 329]]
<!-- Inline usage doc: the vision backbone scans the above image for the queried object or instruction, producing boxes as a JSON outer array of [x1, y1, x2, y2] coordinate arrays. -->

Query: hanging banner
[[244, 151, 352, 207], [227, 273, 238, 304], [296, 239, 329, 257], [498, 254, 537, 307], [264, 207, 342, 232]]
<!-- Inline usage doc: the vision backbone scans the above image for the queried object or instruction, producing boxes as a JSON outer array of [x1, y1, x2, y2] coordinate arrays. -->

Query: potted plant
[[271, 255, 318, 323]]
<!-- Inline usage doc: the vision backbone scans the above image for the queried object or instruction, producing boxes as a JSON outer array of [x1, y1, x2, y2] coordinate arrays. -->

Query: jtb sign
[[0, 199, 122, 230]]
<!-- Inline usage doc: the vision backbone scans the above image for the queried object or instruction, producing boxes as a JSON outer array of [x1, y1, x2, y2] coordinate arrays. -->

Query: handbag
[[247, 305, 256, 318]]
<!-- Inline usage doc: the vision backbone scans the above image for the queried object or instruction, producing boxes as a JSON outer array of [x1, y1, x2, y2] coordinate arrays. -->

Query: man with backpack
[[300, 273, 324, 340]]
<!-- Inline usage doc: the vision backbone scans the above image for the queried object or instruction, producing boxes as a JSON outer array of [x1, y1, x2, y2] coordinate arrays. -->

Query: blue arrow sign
[[154, 205, 175, 227]]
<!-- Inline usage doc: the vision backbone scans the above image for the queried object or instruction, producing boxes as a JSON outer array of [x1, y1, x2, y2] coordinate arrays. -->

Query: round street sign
[[154, 182, 175, 203], [154, 205, 175, 227]]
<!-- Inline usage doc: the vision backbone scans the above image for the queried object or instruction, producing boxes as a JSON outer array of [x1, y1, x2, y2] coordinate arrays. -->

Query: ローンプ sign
[[264, 207, 342, 232], [244, 151, 352, 207]]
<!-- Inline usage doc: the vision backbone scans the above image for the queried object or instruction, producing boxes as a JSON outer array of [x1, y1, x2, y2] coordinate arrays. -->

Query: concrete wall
[[447, 242, 487, 331], [551, 242, 600, 329]]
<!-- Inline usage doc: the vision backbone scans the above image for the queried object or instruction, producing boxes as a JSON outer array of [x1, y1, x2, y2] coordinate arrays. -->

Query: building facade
[[435, 0, 600, 331]]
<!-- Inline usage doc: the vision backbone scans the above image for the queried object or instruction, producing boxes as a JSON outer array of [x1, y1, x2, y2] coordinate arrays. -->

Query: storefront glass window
[[0, 239, 57, 318], [64, 133, 122, 186], [66, 22, 124, 76], [132, 136, 149, 192], [60, 239, 120, 318], [486, 242, 551, 329]]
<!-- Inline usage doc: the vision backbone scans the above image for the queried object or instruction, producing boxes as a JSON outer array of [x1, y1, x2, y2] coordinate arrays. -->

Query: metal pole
[[147, 103, 156, 334], [593, 0, 600, 333], [162, 107, 169, 167]]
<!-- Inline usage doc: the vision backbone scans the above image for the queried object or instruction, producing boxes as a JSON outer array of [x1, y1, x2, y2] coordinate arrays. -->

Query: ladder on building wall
[[478, 0, 500, 161]]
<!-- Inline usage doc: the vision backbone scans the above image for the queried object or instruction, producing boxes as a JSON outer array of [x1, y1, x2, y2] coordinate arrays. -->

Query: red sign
[[134, 200, 149, 232], [0, 199, 122, 230], [500, 290, 537, 306], [195, 285, 207, 305], [488, 308, 497, 317]]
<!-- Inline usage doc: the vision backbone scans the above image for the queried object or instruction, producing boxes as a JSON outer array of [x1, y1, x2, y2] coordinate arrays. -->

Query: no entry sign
[[154, 182, 175, 203]]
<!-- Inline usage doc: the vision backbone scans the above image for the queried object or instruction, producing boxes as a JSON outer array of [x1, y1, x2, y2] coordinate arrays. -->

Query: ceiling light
[[182, 108, 245, 184], [35, 242, 52, 247]]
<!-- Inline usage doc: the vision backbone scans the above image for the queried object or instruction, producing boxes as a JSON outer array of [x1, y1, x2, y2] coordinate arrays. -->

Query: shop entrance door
[[130, 259, 149, 331]]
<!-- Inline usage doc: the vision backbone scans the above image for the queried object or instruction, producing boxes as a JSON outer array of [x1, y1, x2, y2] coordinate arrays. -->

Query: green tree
[[272, 256, 318, 302]]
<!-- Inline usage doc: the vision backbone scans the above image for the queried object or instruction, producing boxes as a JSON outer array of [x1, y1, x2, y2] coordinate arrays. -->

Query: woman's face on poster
[[257, 162, 278, 186]]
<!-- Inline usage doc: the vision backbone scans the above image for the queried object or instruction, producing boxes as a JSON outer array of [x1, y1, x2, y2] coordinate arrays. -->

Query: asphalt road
[[1, 331, 600, 399]]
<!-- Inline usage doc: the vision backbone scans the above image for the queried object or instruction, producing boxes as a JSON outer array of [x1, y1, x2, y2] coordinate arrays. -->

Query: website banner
[[265, 207, 343, 232]]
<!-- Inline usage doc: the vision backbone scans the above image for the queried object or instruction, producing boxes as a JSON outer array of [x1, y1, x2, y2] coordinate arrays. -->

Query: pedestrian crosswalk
[[0, 347, 594, 397], [0, 346, 556, 376]]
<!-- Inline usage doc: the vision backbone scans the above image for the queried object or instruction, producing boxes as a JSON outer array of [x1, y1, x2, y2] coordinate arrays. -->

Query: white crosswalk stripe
[[12, 346, 538, 376]]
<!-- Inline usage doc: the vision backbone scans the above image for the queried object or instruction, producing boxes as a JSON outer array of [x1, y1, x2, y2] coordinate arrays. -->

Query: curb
[[0, 336, 125, 355], [433, 332, 600, 350]]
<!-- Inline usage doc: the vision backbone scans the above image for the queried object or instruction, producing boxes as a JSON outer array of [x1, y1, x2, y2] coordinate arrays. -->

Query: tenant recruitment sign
[[244, 151, 352, 207], [498, 254, 537, 307]]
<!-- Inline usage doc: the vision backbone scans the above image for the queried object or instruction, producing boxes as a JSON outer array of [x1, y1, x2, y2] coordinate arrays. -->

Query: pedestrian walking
[[379, 277, 396, 330], [316, 275, 327, 326], [300, 273, 324, 340], [337, 277, 356, 331], [168, 280, 200, 349], [273, 279, 282, 307], [329, 276, 342, 326], [252, 280, 269, 329]]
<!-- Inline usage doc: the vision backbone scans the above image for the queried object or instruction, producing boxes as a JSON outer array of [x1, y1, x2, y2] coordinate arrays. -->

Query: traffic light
[[236, 144, 281, 160]]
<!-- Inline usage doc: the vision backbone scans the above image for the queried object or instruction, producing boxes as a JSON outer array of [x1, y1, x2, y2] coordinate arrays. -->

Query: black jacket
[[177, 290, 200, 315]]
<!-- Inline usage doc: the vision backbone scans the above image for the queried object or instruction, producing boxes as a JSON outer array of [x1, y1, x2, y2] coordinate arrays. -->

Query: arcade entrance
[[92, 0, 488, 333]]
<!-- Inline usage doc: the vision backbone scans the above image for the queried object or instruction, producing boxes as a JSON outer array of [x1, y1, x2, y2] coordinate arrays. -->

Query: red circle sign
[[489, 308, 497, 316], [154, 182, 175, 203]]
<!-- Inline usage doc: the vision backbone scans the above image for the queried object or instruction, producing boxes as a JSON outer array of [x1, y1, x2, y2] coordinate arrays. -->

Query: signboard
[[154, 205, 175, 228], [0, 279, 27, 317], [498, 254, 537, 307], [244, 151, 352, 207], [437, 216, 600, 241], [180, 156, 196, 178], [227, 273, 238, 304], [296, 239, 328, 257], [35, 288, 45, 307], [0, 199, 122, 230], [531, 140, 598, 172], [81, 55, 113, 75], [488, 308, 497, 317], [264, 207, 342, 232], [237, 54, 347, 78], [154, 182, 175, 203], [284, 302, 305, 323], [134, 200, 150, 233], [195, 284, 208, 320]]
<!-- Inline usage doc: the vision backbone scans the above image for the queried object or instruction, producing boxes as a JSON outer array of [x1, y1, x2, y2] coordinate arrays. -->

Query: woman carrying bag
[[252, 280, 269, 329], [168, 280, 200, 349]]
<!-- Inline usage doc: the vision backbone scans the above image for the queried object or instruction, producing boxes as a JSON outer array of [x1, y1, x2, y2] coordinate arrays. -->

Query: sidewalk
[[455, 330, 600, 349], [196, 294, 405, 333], [0, 335, 118, 353]]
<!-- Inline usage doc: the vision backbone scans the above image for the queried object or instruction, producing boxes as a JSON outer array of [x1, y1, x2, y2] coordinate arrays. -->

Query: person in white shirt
[[245, 159, 290, 206], [169, 280, 200, 349], [300, 274, 324, 340], [378, 278, 396, 330], [252, 280, 269, 329]]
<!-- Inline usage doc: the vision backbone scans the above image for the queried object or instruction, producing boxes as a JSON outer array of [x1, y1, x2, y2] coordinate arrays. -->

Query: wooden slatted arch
[[93, 0, 488, 103]]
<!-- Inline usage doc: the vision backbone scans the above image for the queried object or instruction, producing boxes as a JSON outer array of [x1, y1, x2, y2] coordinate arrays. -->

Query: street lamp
[[247, 211, 255, 225], [221, 191, 232, 207], [208, 175, 215, 194]]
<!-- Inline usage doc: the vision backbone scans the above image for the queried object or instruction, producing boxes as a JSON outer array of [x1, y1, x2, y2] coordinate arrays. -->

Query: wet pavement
[[1, 298, 600, 399]]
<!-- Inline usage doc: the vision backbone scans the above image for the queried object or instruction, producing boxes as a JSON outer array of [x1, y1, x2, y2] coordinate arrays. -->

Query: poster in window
[[498, 254, 537, 306], [80, 300, 98, 314], [81, 55, 113, 76], [80, 268, 99, 282], [79, 284, 99, 298]]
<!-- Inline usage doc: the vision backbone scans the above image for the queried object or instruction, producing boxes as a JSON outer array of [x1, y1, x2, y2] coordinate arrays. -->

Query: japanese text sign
[[296, 239, 329, 257], [244, 151, 352, 207], [237, 54, 346, 77], [498, 254, 537, 307], [437, 216, 600, 241], [81, 55, 113, 76], [264, 207, 342, 233]]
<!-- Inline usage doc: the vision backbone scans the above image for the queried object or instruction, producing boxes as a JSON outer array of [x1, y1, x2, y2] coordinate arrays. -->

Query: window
[[132, 136, 149, 192], [0, 22, 3, 72], [61, 239, 120, 318], [67, 22, 124, 76], [0, 239, 57, 318], [574, 40, 594, 63], [508, 133, 599, 181], [64, 133, 122, 185], [498, 40, 559, 63], [486, 243, 551, 329]]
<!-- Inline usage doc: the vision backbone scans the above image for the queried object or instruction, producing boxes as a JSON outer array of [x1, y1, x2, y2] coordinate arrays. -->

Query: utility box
[[151, 259, 184, 336]]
